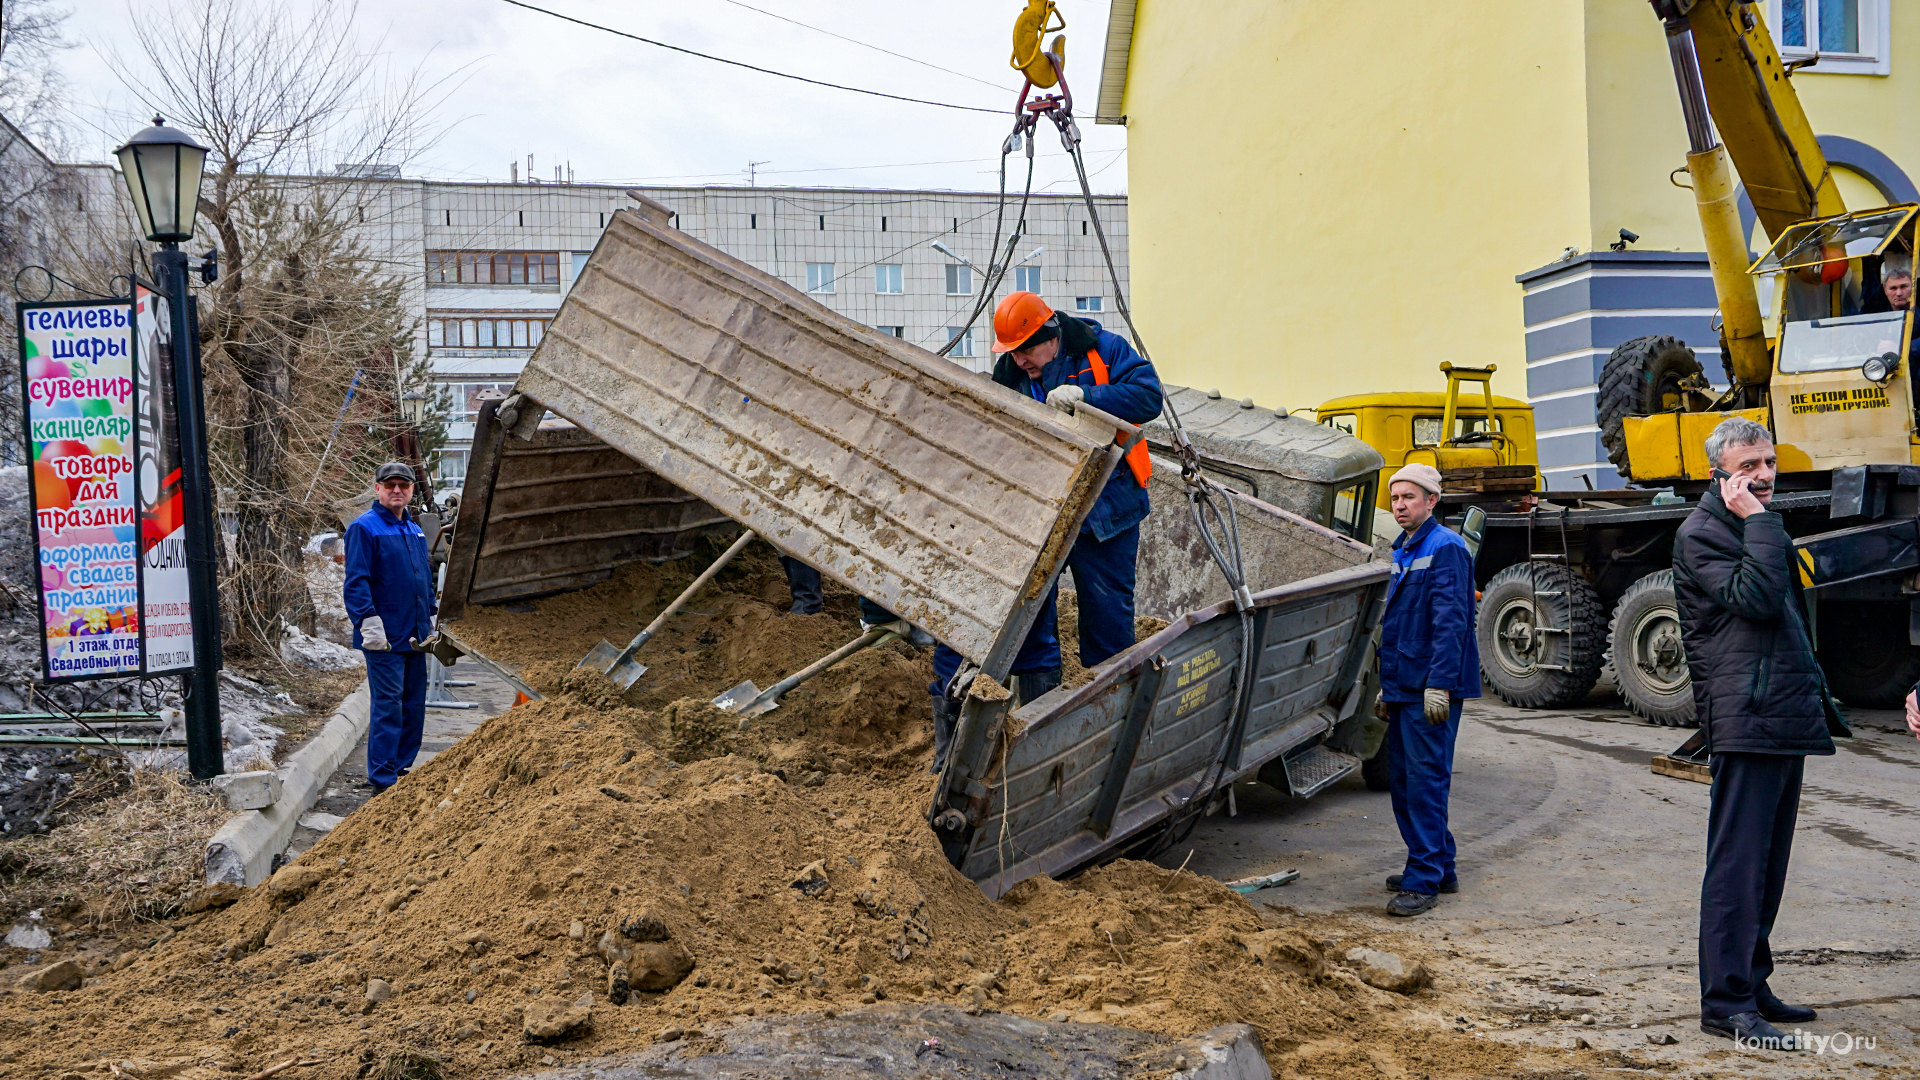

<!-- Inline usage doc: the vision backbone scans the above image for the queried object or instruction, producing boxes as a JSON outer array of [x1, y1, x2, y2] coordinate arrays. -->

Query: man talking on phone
[[1673, 416, 1849, 1050]]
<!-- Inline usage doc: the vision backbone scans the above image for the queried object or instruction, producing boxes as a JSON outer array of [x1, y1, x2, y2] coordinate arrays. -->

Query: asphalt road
[[1160, 696, 1920, 1075]]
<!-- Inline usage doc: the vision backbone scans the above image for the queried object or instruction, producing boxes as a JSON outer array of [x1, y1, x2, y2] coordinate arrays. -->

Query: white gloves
[[1423, 687, 1450, 725], [1044, 385, 1085, 413], [360, 617, 391, 652]]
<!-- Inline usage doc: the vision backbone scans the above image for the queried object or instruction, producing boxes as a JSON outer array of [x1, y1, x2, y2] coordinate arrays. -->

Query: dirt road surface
[[1162, 697, 1920, 1076]]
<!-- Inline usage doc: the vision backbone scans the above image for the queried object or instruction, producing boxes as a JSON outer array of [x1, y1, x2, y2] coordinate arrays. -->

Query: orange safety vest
[[1083, 347, 1152, 488]]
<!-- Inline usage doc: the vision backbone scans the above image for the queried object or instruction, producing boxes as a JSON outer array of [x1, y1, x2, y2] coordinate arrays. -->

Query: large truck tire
[[1608, 570, 1697, 726], [1597, 335, 1703, 481], [1477, 562, 1607, 709], [1816, 602, 1920, 709]]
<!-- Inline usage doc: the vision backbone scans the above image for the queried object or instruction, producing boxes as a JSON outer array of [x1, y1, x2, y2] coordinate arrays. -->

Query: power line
[[716, 0, 1016, 94], [498, 0, 1007, 115], [580, 148, 1125, 186]]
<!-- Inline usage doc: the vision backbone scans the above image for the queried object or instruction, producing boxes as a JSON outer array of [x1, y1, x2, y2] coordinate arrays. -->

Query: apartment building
[[406, 181, 1129, 487]]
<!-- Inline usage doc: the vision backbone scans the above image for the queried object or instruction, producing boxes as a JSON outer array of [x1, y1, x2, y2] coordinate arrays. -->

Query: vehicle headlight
[[1862, 352, 1898, 385]]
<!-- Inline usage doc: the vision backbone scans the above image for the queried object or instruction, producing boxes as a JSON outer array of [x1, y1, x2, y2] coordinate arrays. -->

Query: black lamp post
[[114, 117, 225, 781]]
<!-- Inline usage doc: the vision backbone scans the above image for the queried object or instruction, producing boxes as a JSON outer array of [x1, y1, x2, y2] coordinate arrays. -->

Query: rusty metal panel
[[1132, 456, 1373, 620], [957, 559, 1391, 896], [511, 209, 1112, 664]]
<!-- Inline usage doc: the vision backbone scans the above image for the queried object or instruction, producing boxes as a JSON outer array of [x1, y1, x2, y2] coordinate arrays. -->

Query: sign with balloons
[[17, 295, 194, 681]]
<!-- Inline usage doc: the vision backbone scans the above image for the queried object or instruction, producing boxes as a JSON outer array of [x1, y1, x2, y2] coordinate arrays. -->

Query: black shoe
[[1386, 874, 1458, 894], [1700, 1011, 1801, 1050], [1386, 890, 1438, 917], [1756, 990, 1818, 1024]]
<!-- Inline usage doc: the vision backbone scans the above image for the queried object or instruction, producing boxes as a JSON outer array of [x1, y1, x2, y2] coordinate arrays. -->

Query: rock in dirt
[[1646, 1032, 1678, 1046], [181, 882, 247, 914], [619, 910, 672, 942], [264, 862, 327, 899], [525, 993, 594, 1041], [1343, 948, 1429, 994], [18, 960, 82, 992], [519, 1004, 1275, 1079], [629, 940, 695, 993], [1240, 929, 1324, 980], [3, 918, 51, 950], [366, 978, 393, 1003]]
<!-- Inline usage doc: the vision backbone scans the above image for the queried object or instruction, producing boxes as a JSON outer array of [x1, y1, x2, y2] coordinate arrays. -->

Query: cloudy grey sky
[[51, 0, 1128, 194]]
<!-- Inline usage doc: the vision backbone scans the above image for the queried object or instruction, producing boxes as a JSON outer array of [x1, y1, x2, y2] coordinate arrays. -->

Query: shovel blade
[[576, 640, 622, 675], [712, 680, 763, 712], [607, 656, 650, 691]]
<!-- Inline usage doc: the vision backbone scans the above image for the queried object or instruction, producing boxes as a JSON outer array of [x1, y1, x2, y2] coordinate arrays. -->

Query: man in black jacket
[[1673, 416, 1849, 1050]]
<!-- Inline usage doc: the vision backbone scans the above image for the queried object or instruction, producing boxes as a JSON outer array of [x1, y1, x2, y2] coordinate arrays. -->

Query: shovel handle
[[614, 530, 757, 666]]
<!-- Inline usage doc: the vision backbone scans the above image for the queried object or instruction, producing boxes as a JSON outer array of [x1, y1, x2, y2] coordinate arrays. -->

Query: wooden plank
[[1651, 753, 1712, 784], [439, 397, 509, 622], [1440, 465, 1535, 480]]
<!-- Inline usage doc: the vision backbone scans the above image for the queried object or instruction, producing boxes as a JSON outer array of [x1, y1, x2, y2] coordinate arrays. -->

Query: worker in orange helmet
[[928, 291, 1163, 769]]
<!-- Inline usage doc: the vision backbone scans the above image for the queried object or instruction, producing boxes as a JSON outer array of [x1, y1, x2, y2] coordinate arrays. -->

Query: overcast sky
[[51, 0, 1129, 195]]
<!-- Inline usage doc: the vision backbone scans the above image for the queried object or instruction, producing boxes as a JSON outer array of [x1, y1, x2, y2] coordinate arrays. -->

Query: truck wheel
[[1477, 563, 1606, 709], [1608, 570, 1696, 726], [1816, 603, 1920, 709], [1361, 747, 1390, 792], [1597, 335, 1702, 481]]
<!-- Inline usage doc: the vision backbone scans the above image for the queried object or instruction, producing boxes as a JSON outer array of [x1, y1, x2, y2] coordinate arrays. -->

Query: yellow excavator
[[1466, 0, 1920, 723]]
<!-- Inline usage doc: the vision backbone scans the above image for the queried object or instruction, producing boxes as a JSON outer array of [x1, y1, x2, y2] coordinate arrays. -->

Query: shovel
[[714, 624, 902, 719], [576, 530, 757, 689]]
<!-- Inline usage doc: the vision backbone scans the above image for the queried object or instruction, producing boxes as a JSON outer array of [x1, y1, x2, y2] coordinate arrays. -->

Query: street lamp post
[[114, 117, 224, 781]]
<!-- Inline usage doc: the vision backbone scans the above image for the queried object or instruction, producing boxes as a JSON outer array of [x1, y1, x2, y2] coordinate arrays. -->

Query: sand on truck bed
[[0, 540, 1515, 1080]]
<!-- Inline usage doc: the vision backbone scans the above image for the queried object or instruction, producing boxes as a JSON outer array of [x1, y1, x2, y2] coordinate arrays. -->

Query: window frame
[[1075, 296, 1104, 313], [945, 326, 976, 358], [807, 262, 836, 294], [875, 264, 904, 295], [1014, 265, 1042, 293], [945, 264, 973, 296], [427, 315, 553, 350], [1766, 0, 1889, 76], [426, 250, 564, 286]]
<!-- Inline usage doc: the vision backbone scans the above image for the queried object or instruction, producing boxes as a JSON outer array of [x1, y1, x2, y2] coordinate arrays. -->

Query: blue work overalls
[[343, 503, 436, 789]]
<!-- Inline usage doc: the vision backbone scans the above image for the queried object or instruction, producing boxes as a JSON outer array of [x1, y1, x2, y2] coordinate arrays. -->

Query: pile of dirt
[[0, 547, 1516, 1079]]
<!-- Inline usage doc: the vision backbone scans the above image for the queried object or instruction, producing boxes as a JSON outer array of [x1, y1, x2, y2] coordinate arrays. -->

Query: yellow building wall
[[1586, 0, 1920, 256], [1120, 0, 1591, 411], [1119, 0, 1920, 415]]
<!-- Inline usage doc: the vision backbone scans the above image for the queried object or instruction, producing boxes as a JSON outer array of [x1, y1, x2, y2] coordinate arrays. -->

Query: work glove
[[1423, 687, 1450, 725], [359, 617, 391, 652], [1044, 385, 1085, 413]]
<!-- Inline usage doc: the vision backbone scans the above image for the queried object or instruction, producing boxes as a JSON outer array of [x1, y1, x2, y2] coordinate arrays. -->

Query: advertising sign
[[17, 300, 142, 680], [133, 286, 194, 673]]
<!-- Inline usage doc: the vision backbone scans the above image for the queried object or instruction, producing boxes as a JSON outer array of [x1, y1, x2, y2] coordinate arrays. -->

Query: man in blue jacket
[[928, 292, 1163, 769], [1376, 462, 1479, 916], [343, 462, 437, 793]]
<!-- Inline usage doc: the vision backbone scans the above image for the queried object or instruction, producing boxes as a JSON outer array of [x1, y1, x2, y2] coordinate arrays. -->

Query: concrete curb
[[205, 681, 371, 886]]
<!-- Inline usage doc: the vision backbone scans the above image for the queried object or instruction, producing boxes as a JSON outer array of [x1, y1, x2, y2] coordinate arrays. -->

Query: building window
[[750, 213, 758, 229], [875, 264, 903, 294], [428, 316, 551, 349], [452, 383, 517, 422], [806, 263, 836, 293], [1075, 296, 1104, 313], [945, 327, 976, 358], [1014, 265, 1042, 293], [877, 325, 905, 337], [1768, 0, 1888, 74], [427, 251, 562, 285], [436, 450, 469, 484], [1321, 412, 1358, 436], [945, 264, 972, 295], [818, 215, 825, 231]]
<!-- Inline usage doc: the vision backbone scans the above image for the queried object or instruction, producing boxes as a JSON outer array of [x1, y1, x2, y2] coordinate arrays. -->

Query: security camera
[[1610, 228, 1641, 252]]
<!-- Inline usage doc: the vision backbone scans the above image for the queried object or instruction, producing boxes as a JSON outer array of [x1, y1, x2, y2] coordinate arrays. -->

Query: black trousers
[[780, 555, 894, 624], [1699, 751, 1805, 1018]]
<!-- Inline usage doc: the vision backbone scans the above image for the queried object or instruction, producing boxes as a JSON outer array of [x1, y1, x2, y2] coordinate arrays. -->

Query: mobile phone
[[1711, 468, 1731, 482]]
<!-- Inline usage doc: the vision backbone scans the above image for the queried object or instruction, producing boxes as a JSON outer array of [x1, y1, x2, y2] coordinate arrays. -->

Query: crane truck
[[1469, 0, 1920, 724]]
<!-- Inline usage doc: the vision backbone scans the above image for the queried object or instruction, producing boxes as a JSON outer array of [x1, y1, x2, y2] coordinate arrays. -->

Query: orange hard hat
[[993, 291, 1056, 353]]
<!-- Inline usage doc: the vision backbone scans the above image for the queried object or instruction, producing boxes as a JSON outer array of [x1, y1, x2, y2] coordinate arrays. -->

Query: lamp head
[[114, 117, 209, 243]]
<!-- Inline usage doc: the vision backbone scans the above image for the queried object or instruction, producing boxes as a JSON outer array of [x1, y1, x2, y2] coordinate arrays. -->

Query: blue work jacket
[[992, 318, 1164, 542], [1378, 515, 1481, 702], [343, 503, 436, 651]]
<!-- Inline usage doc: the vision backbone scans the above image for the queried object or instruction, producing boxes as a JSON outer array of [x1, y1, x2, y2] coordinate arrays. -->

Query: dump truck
[[425, 206, 1390, 896], [1453, 1, 1920, 723]]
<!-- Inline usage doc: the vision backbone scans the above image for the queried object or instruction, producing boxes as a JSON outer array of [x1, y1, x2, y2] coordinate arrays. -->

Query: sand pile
[[0, 545, 1515, 1080]]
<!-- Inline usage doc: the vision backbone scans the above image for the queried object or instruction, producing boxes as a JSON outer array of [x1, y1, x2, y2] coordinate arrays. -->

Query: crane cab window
[[1777, 310, 1909, 373], [1321, 412, 1357, 436], [1751, 205, 1917, 274], [1413, 414, 1499, 447]]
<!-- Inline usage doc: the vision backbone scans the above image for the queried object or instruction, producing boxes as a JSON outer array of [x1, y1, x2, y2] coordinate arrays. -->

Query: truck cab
[[1315, 363, 1540, 511]]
